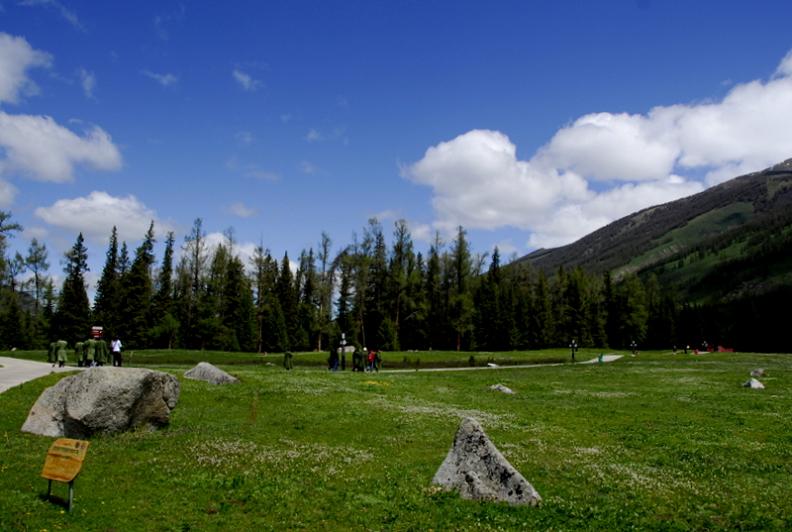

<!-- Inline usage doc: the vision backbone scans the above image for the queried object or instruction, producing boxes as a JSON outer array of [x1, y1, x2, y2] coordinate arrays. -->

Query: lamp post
[[339, 333, 346, 371], [570, 339, 578, 363]]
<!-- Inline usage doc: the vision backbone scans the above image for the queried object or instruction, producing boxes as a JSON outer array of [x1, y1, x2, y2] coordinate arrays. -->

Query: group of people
[[47, 337, 124, 367], [350, 347, 382, 372]]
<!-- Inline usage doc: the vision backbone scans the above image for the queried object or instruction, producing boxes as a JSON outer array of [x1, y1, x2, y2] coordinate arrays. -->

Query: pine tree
[[316, 232, 333, 351], [25, 238, 49, 314], [277, 252, 300, 350], [55, 233, 91, 343], [150, 231, 178, 348], [93, 227, 120, 340], [121, 222, 156, 348], [449, 226, 473, 350]]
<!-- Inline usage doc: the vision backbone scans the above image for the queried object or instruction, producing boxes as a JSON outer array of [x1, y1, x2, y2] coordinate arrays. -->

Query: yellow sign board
[[41, 438, 90, 483]]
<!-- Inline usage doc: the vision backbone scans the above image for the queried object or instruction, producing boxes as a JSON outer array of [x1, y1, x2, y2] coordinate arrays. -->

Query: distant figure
[[74, 341, 84, 367], [374, 350, 382, 372], [367, 350, 376, 372], [328, 347, 339, 371], [111, 337, 123, 367], [48, 341, 57, 366], [352, 347, 363, 372], [283, 351, 294, 370], [56, 340, 68, 368], [96, 339, 109, 366]]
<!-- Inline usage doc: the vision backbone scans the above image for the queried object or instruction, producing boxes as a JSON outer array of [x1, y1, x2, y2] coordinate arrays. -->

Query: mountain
[[518, 158, 792, 304]]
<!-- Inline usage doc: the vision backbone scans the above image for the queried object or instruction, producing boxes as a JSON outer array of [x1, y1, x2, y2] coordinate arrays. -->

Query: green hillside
[[519, 159, 792, 304]]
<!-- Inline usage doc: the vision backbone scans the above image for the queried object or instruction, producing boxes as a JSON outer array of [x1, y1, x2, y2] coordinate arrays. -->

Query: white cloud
[[244, 166, 280, 182], [141, 70, 178, 87], [35, 191, 172, 243], [0, 32, 52, 104], [229, 201, 257, 218], [235, 131, 254, 145], [78, 68, 95, 98], [305, 128, 322, 142], [407, 49, 792, 248], [232, 69, 262, 92], [19, 0, 84, 31], [203, 231, 258, 271], [299, 160, 318, 174], [0, 178, 17, 207], [0, 111, 122, 182], [22, 225, 49, 240]]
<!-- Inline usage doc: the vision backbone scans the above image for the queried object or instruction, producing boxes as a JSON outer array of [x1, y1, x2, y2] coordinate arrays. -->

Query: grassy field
[[4, 347, 578, 369], [1, 349, 791, 530]]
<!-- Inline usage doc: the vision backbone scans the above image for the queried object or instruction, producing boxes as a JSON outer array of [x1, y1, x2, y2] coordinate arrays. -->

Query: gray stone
[[750, 368, 765, 378], [21, 367, 179, 438], [184, 362, 239, 385], [489, 384, 515, 395], [743, 378, 765, 389], [432, 417, 541, 506]]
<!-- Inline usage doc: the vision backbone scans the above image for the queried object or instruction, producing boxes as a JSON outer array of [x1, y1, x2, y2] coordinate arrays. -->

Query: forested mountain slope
[[519, 158, 792, 303]]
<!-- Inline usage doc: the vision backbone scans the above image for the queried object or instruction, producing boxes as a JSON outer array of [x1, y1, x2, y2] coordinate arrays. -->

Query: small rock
[[432, 417, 541, 506], [184, 362, 239, 385], [743, 378, 765, 390], [486, 362, 499, 368], [489, 384, 515, 395], [750, 368, 765, 378]]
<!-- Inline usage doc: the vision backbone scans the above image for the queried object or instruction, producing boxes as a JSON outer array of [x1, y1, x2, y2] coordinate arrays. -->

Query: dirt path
[[0, 356, 84, 394], [381, 354, 623, 373]]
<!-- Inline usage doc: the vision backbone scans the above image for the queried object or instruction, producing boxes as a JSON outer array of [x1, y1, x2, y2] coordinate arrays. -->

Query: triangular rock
[[432, 417, 541, 506], [184, 362, 239, 385], [743, 378, 765, 389]]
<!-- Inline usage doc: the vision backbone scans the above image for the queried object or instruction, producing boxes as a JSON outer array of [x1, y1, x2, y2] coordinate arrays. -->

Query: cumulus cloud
[[34, 191, 172, 242], [203, 231, 258, 270], [232, 69, 262, 92], [0, 32, 51, 104], [0, 178, 17, 207], [142, 70, 178, 87], [229, 201, 257, 218], [407, 49, 792, 247], [0, 112, 122, 182]]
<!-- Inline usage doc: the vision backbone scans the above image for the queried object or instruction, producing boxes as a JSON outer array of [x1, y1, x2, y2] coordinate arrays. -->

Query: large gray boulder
[[184, 362, 239, 385], [21, 367, 179, 438], [432, 417, 541, 506]]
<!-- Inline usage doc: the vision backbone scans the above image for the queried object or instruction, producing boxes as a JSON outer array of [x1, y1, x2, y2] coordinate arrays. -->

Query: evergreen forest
[[0, 211, 787, 353]]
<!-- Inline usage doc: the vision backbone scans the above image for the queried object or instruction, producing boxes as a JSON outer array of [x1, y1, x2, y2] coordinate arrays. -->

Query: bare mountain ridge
[[518, 158, 792, 284]]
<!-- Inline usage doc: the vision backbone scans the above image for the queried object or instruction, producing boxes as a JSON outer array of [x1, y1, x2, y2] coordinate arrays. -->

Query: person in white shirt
[[111, 337, 123, 367]]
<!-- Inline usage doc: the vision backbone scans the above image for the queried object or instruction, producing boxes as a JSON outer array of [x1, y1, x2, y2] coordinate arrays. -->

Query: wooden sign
[[41, 438, 90, 483]]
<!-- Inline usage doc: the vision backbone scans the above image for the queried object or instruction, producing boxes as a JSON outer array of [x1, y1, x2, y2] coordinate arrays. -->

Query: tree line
[[0, 211, 779, 353]]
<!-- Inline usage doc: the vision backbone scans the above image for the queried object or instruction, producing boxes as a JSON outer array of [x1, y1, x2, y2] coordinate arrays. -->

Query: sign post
[[41, 438, 90, 511]]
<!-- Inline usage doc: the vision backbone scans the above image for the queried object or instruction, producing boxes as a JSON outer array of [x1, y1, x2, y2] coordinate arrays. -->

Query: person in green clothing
[[85, 338, 97, 367], [95, 338, 109, 366], [283, 351, 294, 370], [56, 340, 68, 368], [48, 341, 57, 366], [74, 341, 84, 366]]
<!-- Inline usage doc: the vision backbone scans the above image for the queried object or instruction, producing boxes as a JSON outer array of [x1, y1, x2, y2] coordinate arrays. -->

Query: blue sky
[[2, 0, 792, 289]]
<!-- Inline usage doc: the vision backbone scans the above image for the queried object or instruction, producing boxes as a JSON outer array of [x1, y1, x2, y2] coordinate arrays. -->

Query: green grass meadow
[[1, 350, 791, 530]]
